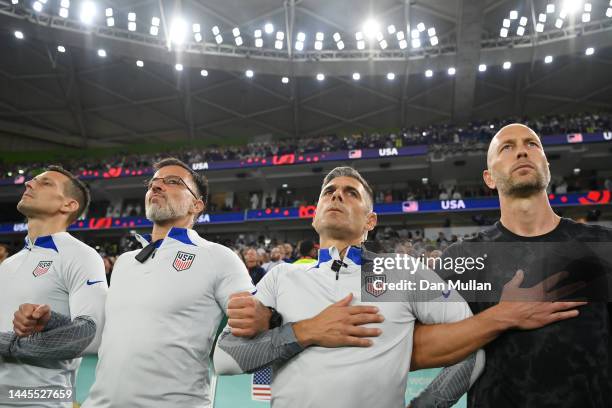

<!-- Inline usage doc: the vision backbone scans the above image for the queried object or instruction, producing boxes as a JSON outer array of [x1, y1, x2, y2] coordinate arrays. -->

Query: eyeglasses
[[144, 176, 200, 200]]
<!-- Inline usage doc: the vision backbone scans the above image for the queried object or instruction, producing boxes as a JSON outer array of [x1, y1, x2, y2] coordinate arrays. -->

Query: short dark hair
[[321, 166, 374, 209], [46, 165, 90, 223], [299, 240, 316, 257], [153, 158, 209, 205]]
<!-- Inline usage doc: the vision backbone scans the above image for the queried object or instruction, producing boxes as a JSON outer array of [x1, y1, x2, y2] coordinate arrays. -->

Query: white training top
[[255, 246, 473, 408], [0, 232, 107, 408], [84, 227, 256, 408]]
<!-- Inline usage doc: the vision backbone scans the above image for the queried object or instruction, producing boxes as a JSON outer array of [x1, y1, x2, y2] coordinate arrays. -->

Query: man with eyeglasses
[[83, 158, 270, 408]]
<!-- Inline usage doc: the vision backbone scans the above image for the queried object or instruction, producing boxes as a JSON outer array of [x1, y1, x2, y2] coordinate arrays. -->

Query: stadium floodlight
[[274, 40, 282, 49], [150, 26, 159, 36], [478, 64, 487, 72], [97, 49, 107, 58], [175, 63, 183, 71], [585, 47, 594, 55], [255, 38, 263, 47], [387, 25, 396, 34], [297, 32, 306, 42], [128, 22, 136, 31], [11, 0, 18, 4], [315, 32, 324, 41], [281, 76, 289, 84], [560, 9, 568, 18], [416, 22, 425, 32], [14, 30, 24, 39], [547, 3, 555, 13], [430, 36, 438, 46], [136, 60, 144, 67], [128, 12, 136, 21], [363, 19, 380, 38], [555, 18, 564, 28], [607, 7, 612, 17], [411, 38, 421, 48], [544, 55, 553, 63], [562, 0, 582, 14], [254, 29, 262, 38], [584, 3, 591, 12], [235, 37, 243, 46], [105, 7, 112, 17], [245, 69, 254, 78], [375, 32, 384, 42], [539, 13, 547, 23], [582, 13, 590, 22], [33, 1, 42, 12], [447, 67, 456, 76], [427, 27, 436, 37], [200, 69, 208, 77], [212, 25, 220, 35], [500, 27, 509, 37], [357, 40, 365, 50], [316, 73, 325, 81], [411, 29, 419, 39], [194, 33, 202, 42], [80, 1, 96, 24], [503, 61, 512, 69], [57, 45, 66, 53], [352, 72, 360, 80], [264, 23, 274, 34], [106, 17, 114, 27], [386, 72, 395, 80], [425, 69, 433, 78], [59, 7, 69, 17], [336, 40, 344, 50], [276, 31, 284, 40], [517, 26, 525, 36], [295, 40, 304, 50], [355, 31, 364, 41], [519, 16, 528, 26], [379, 39, 388, 49], [314, 32, 324, 50], [509, 10, 518, 19], [502, 18, 511, 28], [170, 18, 188, 45], [232, 27, 240, 37], [536, 23, 544, 32], [399, 39, 408, 49], [396, 31, 405, 40], [215, 35, 223, 44], [333, 32, 341, 42], [60, 0, 69, 7]]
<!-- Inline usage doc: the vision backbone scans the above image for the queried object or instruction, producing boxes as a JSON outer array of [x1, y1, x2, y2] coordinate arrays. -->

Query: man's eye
[[324, 190, 333, 195], [501, 145, 511, 151], [528, 141, 539, 148], [167, 179, 180, 185]]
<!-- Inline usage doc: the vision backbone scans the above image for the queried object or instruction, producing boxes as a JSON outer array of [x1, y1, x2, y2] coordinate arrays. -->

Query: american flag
[[567, 133, 583, 143], [348, 149, 362, 159], [252, 367, 272, 401]]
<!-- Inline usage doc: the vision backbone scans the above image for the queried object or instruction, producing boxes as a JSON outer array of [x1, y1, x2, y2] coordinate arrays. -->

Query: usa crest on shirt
[[173, 251, 195, 271], [32, 261, 53, 277]]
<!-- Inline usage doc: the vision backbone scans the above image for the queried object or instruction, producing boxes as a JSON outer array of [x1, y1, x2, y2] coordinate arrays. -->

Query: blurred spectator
[[0, 243, 9, 264], [282, 243, 295, 263], [294, 240, 318, 264], [242, 247, 266, 285], [262, 245, 285, 272]]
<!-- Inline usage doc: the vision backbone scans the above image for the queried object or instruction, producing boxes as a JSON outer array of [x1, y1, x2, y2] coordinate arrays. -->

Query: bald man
[[415, 124, 611, 407]]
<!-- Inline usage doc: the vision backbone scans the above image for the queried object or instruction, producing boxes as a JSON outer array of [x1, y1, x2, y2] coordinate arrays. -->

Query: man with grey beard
[[83, 158, 274, 408]]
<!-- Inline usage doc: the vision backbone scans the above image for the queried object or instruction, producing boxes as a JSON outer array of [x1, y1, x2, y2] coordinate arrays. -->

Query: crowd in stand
[[1, 112, 609, 180]]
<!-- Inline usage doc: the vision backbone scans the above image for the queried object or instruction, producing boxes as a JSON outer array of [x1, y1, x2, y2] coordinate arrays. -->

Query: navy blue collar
[[139, 227, 196, 248], [24, 235, 59, 253]]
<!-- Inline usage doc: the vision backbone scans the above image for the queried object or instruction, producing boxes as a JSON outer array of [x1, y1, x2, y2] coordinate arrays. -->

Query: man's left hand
[[227, 292, 272, 338]]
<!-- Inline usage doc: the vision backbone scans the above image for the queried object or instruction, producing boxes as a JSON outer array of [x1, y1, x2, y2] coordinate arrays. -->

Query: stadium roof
[[0, 0, 611, 149]]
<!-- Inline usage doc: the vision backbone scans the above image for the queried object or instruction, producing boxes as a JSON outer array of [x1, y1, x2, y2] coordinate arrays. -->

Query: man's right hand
[[292, 293, 384, 348], [13, 304, 51, 337], [490, 270, 587, 331]]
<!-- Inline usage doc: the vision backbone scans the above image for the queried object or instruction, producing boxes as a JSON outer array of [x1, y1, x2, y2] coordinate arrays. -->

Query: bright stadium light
[[175, 63, 183, 71], [276, 31, 284, 40], [547, 3, 555, 13], [387, 25, 396, 34], [539, 13, 547, 22], [215, 35, 223, 44], [314, 32, 324, 50], [555, 18, 564, 28], [150, 26, 159, 36], [337, 40, 344, 49], [281, 76, 289, 84], [386, 72, 396, 80], [411, 38, 421, 48], [333, 32, 341, 42], [544, 55, 553, 63], [411, 29, 419, 39], [355, 31, 364, 41], [517, 26, 525, 36], [357, 40, 365, 49], [363, 19, 380, 38], [503, 61, 512, 69], [274, 40, 282, 49], [607, 7, 612, 18], [430, 36, 438, 46], [296, 32, 306, 42], [254, 29, 262, 38], [200, 69, 208, 77], [509, 10, 518, 19], [399, 39, 408, 49], [80, 1, 96, 24], [584, 3, 591, 12], [582, 12, 590, 22], [519, 16, 528, 26], [14, 30, 24, 39], [57, 45, 66, 53], [448, 67, 456, 76], [352, 72, 360, 80], [33, 1, 42, 12], [212, 25, 220, 35], [536, 23, 544, 32], [11, 0, 18, 4], [562, 0, 582, 14], [503, 18, 511, 28], [232, 27, 240, 37], [295, 40, 304, 50], [59, 7, 69, 17], [500, 27, 508, 37], [235, 37, 243, 46], [128, 22, 136, 31], [106, 17, 114, 27], [427, 27, 436, 37], [316, 73, 325, 81], [379, 39, 388, 49], [425, 69, 433, 78], [245, 69, 254, 78], [97, 49, 107, 58], [136, 60, 144, 67], [255, 38, 263, 47], [478, 64, 487, 72], [396, 31, 405, 40], [585, 47, 594, 55], [264, 23, 274, 34], [416, 22, 425, 32], [170, 18, 188, 45]]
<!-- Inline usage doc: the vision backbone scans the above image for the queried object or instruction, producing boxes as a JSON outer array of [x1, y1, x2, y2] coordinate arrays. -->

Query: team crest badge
[[365, 274, 387, 297], [32, 261, 53, 277], [173, 251, 195, 271]]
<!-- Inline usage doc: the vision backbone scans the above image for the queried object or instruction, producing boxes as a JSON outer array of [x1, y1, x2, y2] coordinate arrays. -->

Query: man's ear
[[193, 198, 205, 215], [366, 212, 377, 232], [483, 169, 496, 190], [62, 198, 79, 218]]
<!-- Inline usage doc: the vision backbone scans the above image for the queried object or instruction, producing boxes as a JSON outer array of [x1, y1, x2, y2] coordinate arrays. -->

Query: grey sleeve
[[410, 349, 485, 408], [0, 311, 96, 360], [215, 323, 304, 374]]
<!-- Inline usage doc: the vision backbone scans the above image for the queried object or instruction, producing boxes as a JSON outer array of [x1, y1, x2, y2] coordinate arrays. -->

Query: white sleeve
[[62, 246, 108, 354], [253, 266, 279, 309], [409, 266, 473, 324], [213, 245, 257, 311]]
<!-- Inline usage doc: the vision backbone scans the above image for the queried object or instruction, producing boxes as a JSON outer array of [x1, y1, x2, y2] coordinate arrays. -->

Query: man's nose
[[331, 190, 344, 202]]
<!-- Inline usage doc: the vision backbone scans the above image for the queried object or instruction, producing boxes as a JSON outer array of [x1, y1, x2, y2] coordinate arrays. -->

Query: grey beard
[[146, 202, 188, 222]]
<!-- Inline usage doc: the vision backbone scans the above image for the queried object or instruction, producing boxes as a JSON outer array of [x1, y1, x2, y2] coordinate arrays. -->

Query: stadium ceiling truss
[[0, 0, 611, 149]]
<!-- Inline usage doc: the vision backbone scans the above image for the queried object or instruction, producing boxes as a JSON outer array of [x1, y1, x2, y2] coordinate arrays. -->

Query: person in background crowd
[[262, 245, 285, 272], [243, 247, 266, 285], [282, 242, 295, 263], [293, 240, 318, 264], [0, 243, 9, 264]]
